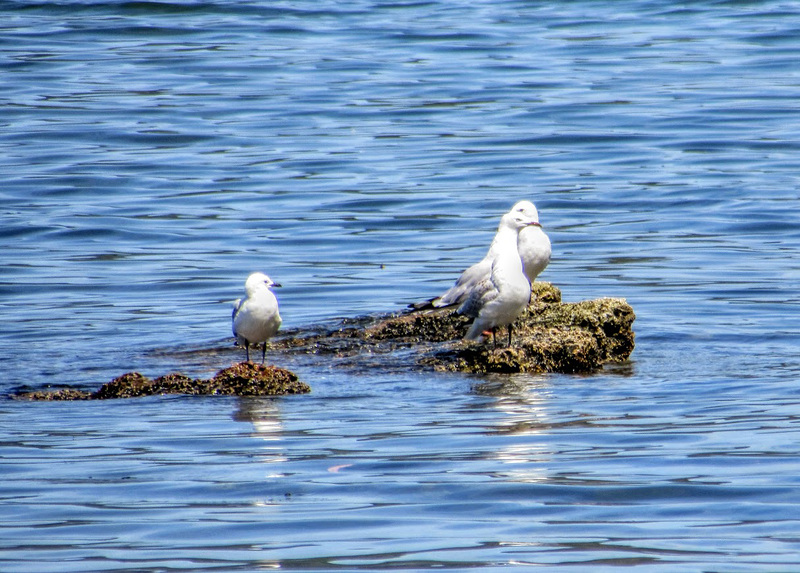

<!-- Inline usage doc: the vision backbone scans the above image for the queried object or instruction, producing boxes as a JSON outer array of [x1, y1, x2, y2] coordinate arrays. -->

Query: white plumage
[[517, 202, 552, 285], [232, 272, 282, 363], [458, 206, 542, 346], [430, 200, 550, 309]]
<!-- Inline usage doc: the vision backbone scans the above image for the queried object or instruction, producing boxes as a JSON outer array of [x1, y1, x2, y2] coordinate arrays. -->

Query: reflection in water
[[234, 399, 292, 571], [233, 398, 287, 469], [473, 375, 552, 483]]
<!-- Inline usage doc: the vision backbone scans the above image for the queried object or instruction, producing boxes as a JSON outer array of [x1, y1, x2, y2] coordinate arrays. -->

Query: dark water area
[[2, 0, 800, 570]]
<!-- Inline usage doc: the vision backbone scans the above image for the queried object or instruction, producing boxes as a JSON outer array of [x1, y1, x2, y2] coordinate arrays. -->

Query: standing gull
[[232, 272, 282, 364], [426, 200, 550, 309], [458, 207, 540, 346]]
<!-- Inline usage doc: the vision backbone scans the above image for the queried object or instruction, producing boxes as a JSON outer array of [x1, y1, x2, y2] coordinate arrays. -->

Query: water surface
[[2, 1, 800, 570]]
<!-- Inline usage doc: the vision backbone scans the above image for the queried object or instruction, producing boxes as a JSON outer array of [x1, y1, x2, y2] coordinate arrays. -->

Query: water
[[2, 0, 800, 570]]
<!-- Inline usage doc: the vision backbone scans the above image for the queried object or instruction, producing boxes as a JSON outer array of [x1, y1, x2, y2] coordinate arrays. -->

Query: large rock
[[279, 282, 635, 374]]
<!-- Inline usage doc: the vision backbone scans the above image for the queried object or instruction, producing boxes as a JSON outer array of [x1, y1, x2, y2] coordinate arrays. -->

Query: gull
[[232, 272, 282, 364], [418, 200, 550, 309], [458, 207, 540, 346], [517, 202, 551, 286]]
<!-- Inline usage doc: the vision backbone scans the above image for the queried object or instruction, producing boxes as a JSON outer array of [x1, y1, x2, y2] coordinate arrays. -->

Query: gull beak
[[271, 282, 282, 288]]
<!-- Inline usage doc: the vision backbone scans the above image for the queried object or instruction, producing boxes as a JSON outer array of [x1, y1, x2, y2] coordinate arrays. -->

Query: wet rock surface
[[13, 282, 634, 400], [15, 362, 310, 401], [277, 282, 635, 374]]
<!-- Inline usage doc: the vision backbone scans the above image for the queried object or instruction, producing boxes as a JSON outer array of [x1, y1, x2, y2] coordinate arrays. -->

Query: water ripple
[[2, 0, 800, 570]]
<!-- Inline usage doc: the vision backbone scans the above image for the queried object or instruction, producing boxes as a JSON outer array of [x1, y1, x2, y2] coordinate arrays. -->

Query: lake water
[[2, 0, 800, 570]]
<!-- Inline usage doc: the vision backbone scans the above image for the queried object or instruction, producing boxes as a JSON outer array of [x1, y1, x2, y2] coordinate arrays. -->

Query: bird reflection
[[472, 375, 553, 483], [233, 398, 287, 468]]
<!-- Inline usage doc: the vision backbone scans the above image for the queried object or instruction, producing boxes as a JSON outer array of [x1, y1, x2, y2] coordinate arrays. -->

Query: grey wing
[[231, 298, 243, 335], [457, 275, 498, 318], [435, 258, 492, 307]]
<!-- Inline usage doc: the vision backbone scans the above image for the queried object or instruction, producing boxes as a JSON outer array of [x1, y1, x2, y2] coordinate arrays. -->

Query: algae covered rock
[[151, 373, 197, 395], [14, 387, 93, 401], [276, 282, 635, 375], [14, 362, 309, 401], [92, 372, 154, 399], [203, 362, 309, 396], [420, 285, 635, 374], [426, 328, 605, 374]]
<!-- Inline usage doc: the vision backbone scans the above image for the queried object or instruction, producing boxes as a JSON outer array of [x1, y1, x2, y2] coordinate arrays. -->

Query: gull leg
[[245, 340, 250, 363], [507, 323, 513, 347], [261, 343, 267, 365]]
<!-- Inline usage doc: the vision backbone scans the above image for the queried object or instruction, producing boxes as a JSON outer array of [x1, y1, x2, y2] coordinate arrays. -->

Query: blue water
[[2, 0, 800, 570]]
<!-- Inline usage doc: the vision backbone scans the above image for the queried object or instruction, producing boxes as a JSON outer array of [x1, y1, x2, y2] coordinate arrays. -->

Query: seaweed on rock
[[14, 362, 309, 401], [275, 282, 635, 374]]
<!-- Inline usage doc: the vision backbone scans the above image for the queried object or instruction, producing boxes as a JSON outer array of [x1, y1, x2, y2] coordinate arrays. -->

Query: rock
[[14, 363, 309, 401], [151, 373, 198, 395], [199, 362, 310, 396], [421, 285, 635, 373], [277, 282, 635, 374], [13, 282, 635, 400], [13, 387, 93, 401], [92, 372, 153, 399]]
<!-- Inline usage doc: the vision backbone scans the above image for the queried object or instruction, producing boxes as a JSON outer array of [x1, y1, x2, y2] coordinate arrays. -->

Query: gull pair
[[430, 200, 551, 347]]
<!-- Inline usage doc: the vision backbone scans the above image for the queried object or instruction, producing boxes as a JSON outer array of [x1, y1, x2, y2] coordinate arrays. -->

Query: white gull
[[457, 207, 540, 346], [426, 200, 550, 309], [232, 272, 282, 363]]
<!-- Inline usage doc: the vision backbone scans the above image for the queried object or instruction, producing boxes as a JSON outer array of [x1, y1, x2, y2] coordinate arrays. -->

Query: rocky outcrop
[[13, 282, 635, 400], [15, 362, 310, 400], [278, 282, 635, 374]]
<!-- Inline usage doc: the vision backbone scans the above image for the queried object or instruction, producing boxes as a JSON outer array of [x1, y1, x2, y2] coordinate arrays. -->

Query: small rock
[[15, 363, 308, 401], [205, 362, 310, 396], [92, 372, 153, 399], [13, 387, 93, 401]]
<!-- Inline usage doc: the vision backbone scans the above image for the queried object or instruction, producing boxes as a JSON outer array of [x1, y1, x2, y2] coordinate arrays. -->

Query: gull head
[[510, 200, 540, 224], [244, 272, 281, 294], [502, 200, 541, 230]]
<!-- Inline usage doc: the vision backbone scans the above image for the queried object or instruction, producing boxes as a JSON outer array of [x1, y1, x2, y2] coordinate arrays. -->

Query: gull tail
[[407, 296, 449, 311]]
